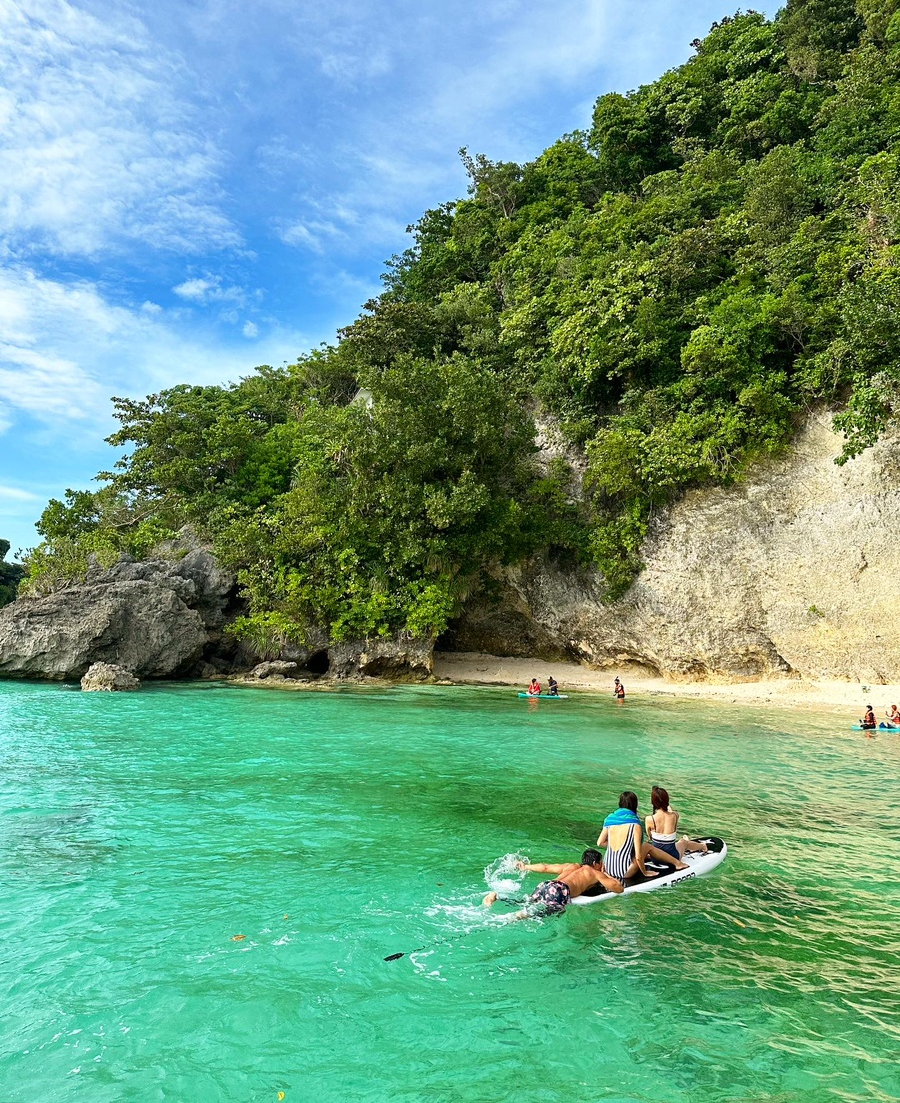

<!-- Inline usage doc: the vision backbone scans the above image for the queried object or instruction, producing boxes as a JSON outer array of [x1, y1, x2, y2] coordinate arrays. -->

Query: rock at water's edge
[[248, 660, 302, 680], [329, 636, 433, 680], [81, 662, 141, 691], [0, 579, 209, 680]]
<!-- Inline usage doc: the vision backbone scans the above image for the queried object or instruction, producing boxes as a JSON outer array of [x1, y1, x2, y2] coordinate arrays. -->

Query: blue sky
[[0, 0, 778, 557]]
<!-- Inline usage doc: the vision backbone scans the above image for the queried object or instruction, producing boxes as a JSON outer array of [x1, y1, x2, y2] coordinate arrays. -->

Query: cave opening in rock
[[305, 649, 331, 676]]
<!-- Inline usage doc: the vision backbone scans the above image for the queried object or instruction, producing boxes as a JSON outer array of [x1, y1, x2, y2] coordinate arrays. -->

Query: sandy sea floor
[[432, 650, 900, 717]]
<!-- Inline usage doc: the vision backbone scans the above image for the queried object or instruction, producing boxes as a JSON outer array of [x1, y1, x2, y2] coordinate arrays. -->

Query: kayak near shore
[[517, 692, 569, 699]]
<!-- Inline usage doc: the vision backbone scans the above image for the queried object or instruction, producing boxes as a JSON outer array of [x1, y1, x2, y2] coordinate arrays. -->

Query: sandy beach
[[432, 651, 900, 714]]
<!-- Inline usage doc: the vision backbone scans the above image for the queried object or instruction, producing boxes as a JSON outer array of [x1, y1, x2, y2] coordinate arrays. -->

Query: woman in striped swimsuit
[[597, 791, 688, 883]]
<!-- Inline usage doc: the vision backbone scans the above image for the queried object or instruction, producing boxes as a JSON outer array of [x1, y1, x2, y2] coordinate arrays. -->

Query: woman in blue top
[[597, 791, 688, 883]]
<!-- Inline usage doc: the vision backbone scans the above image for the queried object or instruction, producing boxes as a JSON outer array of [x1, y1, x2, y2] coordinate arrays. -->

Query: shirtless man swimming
[[482, 848, 623, 918]]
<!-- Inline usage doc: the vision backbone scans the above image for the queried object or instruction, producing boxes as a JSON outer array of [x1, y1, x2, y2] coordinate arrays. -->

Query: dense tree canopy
[[22, 3, 900, 646]]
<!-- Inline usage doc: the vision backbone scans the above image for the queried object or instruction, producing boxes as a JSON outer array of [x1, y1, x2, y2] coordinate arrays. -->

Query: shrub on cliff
[[0, 540, 24, 608]]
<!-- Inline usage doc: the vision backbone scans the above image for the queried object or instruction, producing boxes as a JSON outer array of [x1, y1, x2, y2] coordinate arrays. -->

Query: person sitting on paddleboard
[[548, 676, 559, 697], [886, 704, 900, 728], [597, 791, 688, 883], [614, 677, 625, 701], [861, 704, 876, 729], [645, 785, 709, 861], [527, 677, 541, 696], [482, 848, 623, 917]]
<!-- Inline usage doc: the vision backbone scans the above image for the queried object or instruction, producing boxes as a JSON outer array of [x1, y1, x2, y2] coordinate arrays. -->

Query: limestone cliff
[[3, 414, 897, 685], [442, 414, 900, 684]]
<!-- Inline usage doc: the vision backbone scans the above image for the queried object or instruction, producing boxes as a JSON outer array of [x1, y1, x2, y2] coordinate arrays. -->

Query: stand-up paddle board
[[517, 693, 569, 699], [571, 836, 726, 905]]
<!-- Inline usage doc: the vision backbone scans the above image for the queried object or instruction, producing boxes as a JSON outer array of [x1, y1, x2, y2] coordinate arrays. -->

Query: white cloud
[[0, 0, 240, 258], [0, 483, 38, 501], [173, 275, 246, 304], [0, 263, 310, 439], [242, 321, 258, 338], [173, 277, 215, 301]]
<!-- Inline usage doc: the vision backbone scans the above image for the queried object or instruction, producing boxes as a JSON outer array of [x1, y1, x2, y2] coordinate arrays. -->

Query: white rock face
[[81, 662, 141, 691], [449, 414, 900, 683]]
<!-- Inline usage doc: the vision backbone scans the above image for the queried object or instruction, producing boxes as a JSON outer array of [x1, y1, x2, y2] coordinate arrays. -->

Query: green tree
[[781, 0, 863, 80], [0, 539, 24, 607]]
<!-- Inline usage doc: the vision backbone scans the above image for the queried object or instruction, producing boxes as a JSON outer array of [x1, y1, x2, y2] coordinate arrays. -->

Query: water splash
[[483, 852, 529, 898]]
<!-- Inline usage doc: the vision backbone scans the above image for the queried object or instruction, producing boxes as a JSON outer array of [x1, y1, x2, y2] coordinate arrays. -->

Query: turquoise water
[[1, 681, 899, 1102]]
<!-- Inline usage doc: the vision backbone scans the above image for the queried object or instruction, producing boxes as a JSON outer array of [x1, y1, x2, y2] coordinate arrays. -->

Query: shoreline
[[430, 651, 898, 714]]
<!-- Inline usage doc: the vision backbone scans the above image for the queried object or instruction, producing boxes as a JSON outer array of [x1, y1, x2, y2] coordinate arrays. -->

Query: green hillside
[[23, 2, 900, 652]]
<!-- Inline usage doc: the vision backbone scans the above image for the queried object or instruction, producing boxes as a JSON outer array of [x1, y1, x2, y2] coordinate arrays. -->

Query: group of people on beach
[[483, 785, 709, 919], [524, 675, 626, 700], [860, 703, 900, 732]]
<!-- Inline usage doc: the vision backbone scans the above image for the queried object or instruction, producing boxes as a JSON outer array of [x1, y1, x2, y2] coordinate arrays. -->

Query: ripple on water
[[1, 681, 900, 1102]]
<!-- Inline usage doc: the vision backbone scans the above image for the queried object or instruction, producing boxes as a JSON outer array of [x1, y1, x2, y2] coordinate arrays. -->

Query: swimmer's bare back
[[483, 861, 622, 907]]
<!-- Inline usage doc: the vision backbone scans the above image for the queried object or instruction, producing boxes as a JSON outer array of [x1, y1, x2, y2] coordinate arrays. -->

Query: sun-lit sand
[[432, 651, 900, 716]]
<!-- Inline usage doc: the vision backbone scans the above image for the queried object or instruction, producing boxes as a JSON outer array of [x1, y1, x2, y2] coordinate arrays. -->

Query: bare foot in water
[[483, 891, 498, 907]]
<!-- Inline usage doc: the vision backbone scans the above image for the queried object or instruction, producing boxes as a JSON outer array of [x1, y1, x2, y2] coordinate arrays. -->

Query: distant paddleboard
[[571, 837, 727, 906], [852, 724, 898, 730], [517, 693, 569, 699]]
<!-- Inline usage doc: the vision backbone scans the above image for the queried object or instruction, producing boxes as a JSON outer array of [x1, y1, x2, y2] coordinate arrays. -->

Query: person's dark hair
[[651, 785, 670, 812], [581, 848, 603, 867], [618, 790, 638, 812]]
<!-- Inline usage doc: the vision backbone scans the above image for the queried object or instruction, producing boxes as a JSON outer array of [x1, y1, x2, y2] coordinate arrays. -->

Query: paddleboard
[[570, 836, 727, 905], [852, 724, 898, 730], [517, 693, 569, 699]]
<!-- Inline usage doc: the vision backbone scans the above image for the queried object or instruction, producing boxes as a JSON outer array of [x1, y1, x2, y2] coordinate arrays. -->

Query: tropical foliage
[[0, 540, 24, 608], [22, 1, 900, 642]]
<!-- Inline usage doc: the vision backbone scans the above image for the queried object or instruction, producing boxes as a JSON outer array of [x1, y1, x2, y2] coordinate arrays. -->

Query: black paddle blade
[[384, 944, 425, 961]]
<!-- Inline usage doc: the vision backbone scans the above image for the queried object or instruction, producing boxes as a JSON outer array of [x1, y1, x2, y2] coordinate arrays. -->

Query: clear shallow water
[[1, 681, 898, 1103]]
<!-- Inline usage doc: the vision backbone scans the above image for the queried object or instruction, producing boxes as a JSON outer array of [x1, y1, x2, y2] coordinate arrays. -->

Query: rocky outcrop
[[442, 414, 900, 684], [249, 660, 302, 680], [0, 547, 238, 681], [232, 637, 432, 684], [329, 636, 433, 680], [81, 662, 141, 691]]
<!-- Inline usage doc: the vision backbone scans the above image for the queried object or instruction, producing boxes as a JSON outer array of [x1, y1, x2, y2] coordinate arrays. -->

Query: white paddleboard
[[571, 836, 727, 905]]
